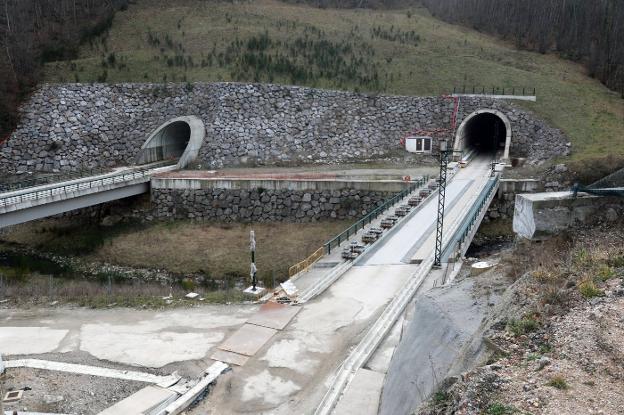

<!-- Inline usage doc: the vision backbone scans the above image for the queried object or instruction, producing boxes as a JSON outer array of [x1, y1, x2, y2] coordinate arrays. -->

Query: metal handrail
[[0, 168, 152, 208], [289, 246, 325, 277], [0, 167, 111, 193], [442, 175, 500, 260], [452, 86, 536, 96], [324, 176, 429, 254]]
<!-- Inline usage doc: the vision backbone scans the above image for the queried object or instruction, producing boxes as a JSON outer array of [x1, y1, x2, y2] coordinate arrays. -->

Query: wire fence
[[573, 166, 624, 198], [324, 176, 429, 254], [452, 86, 536, 96]]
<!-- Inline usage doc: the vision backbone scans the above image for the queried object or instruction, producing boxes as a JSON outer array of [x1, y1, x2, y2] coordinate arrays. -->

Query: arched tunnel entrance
[[454, 110, 512, 160], [137, 115, 205, 169]]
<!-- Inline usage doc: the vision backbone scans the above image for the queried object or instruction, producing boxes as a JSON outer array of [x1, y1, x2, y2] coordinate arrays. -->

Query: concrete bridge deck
[[0, 164, 176, 228]]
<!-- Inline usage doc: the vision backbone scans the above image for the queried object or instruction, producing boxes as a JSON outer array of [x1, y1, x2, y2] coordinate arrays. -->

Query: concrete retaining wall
[[513, 192, 624, 239], [485, 179, 543, 221], [0, 83, 570, 173]]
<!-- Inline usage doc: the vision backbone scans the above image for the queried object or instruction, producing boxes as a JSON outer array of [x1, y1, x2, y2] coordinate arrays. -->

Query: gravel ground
[[2, 367, 145, 415]]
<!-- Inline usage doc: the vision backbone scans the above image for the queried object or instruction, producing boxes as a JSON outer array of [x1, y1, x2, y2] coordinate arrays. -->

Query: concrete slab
[[0, 327, 69, 355], [97, 385, 177, 415], [0, 306, 257, 368], [80, 323, 225, 367], [219, 324, 277, 357], [332, 369, 385, 415], [210, 349, 250, 366], [246, 302, 301, 330]]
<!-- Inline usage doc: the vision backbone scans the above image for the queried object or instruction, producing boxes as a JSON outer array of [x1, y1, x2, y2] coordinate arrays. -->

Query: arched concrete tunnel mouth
[[159, 121, 191, 160], [137, 115, 205, 169], [462, 113, 507, 155]]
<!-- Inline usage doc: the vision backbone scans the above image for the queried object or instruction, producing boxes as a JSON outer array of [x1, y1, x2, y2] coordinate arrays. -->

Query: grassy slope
[[43, 0, 624, 162]]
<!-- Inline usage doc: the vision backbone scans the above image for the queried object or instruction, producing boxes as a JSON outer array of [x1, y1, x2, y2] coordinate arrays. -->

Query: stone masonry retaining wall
[[151, 188, 391, 222], [0, 83, 570, 174]]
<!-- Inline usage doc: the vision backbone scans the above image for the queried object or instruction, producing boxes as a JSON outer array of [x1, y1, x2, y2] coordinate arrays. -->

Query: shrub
[[578, 279, 602, 298], [607, 254, 624, 268], [180, 278, 195, 292], [487, 403, 516, 415], [546, 376, 569, 390], [507, 315, 540, 336], [596, 264, 615, 281], [541, 284, 569, 307], [432, 391, 449, 406]]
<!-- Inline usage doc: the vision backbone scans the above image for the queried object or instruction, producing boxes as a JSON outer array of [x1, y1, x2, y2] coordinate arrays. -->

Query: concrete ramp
[[333, 369, 385, 415], [378, 279, 489, 415]]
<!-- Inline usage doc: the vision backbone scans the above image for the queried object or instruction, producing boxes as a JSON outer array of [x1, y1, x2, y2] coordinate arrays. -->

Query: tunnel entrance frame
[[453, 109, 512, 161], [138, 115, 205, 169]]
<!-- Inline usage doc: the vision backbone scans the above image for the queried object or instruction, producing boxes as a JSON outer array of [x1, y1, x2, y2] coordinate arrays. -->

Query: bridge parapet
[[0, 165, 176, 228]]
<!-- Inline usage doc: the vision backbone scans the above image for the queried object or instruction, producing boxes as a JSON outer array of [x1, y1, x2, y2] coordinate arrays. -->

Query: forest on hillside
[[0, 0, 128, 140], [419, 0, 624, 97]]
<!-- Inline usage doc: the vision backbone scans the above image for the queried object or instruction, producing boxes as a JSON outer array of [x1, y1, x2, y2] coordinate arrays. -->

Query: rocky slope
[[417, 222, 624, 415]]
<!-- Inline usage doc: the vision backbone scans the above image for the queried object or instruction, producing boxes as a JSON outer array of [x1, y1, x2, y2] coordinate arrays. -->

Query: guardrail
[[323, 176, 429, 254], [0, 169, 152, 208], [442, 174, 500, 261], [288, 246, 325, 278], [0, 167, 111, 193]]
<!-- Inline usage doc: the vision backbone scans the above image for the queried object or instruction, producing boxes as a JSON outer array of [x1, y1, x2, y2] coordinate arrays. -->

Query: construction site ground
[[0, 159, 492, 414]]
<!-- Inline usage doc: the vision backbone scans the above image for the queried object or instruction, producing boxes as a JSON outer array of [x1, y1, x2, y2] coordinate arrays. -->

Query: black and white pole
[[250, 230, 257, 291]]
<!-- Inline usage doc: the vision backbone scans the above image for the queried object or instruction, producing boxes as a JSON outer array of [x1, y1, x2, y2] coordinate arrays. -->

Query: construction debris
[[3, 389, 23, 403]]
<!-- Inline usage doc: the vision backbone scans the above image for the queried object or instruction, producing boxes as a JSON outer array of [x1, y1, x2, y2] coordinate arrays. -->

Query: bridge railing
[[0, 169, 152, 208], [288, 246, 325, 278], [0, 167, 111, 193], [442, 174, 500, 261], [324, 176, 429, 255]]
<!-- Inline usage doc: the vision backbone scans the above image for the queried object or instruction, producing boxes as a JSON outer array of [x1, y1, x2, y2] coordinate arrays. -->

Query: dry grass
[[2, 218, 350, 281], [90, 220, 350, 280], [503, 223, 624, 314]]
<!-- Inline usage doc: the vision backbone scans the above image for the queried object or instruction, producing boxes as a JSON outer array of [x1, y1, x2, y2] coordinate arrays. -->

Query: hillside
[[42, 0, 624, 163]]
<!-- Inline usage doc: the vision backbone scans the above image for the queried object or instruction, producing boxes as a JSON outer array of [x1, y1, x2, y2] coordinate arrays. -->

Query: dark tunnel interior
[[162, 121, 191, 159], [463, 113, 507, 155]]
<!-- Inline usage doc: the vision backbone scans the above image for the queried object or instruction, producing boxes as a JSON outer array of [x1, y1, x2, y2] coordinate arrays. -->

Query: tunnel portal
[[137, 115, 205, 169], [463, 113, 506, 154], [454, 110, 511, 160]]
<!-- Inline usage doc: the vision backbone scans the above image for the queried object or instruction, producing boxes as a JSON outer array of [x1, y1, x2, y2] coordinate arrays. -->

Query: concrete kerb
[[162, 361, 229, 415], [5, 359, 180, 387]]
